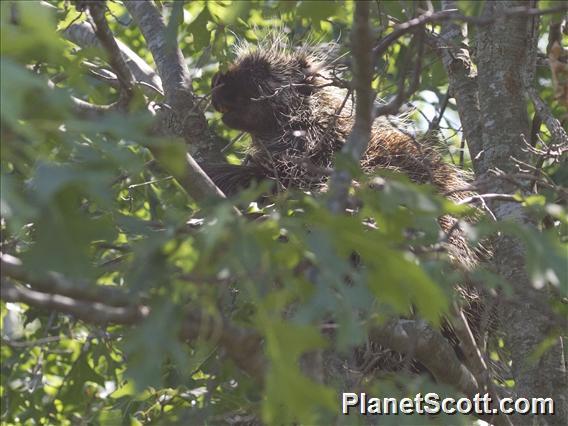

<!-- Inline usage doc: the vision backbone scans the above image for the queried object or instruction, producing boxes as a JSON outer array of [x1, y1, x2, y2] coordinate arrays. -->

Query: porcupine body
[[207, 34, 496, 386], [210, 35, 482, 269]]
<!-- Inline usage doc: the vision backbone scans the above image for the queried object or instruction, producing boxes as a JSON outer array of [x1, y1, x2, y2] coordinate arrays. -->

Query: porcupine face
[[211, 51, 315, 136], [211, 56, 277, 135]]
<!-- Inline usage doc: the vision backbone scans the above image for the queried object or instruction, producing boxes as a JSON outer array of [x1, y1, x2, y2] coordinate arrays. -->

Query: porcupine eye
[[211, 56, 282, 135], [211, 72, 241, 113], [211, 71, 227, 112]]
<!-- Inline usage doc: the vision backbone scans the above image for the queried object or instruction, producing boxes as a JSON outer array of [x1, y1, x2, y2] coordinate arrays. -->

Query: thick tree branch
[[477, 2, 532, 178], [370, 319, 478, 395], [475, 2, 567, 424], [79, 0, 227, 204], [69, 94, 114, 116], [2, 256, 522, 415], [123, 0, 223, 163], [370, 319, 514, 426], [180, 310, 265, 382], [1, 269, 488, 397], [123, 0, 191, 104]]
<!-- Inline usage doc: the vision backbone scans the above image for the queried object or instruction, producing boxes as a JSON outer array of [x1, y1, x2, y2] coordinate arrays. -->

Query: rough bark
[[444, 1, 568, 424], [123, 0, 224, 163], [121, 0, 229, 204], [477, 2, 532, 177], [439, 0, 483, 174]]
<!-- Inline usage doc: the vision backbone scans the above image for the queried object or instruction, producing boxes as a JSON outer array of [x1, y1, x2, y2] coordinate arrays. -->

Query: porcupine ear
[[297, 40, 332, 77], [298, 56, 314, 74]]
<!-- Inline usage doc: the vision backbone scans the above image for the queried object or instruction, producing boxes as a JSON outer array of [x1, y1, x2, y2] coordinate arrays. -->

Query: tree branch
[[449, 306, 514, 426], [327, 1, 374, 214], [456, 193, 521, 205], [69, 94, 114, 116], [1, 254, 133, 307], [63, 21, 163, 95], [370, 318, 514, 426], [438, 0, 483, 173], [528, 87, 568, 146], [475, 2, 567, 423], [477, 2, 532, 178], [123, 0, 223, 163], [87, 2, 135, 109], [64, 1, 226, 205], [1, 281, 147, 325], [0, 275, 493, 400], [1, 257, 523, 414], [0, 264, 265, 382], [373, 4, 568, 61], [373, 28, 425, 118], [370, 319, 479, 395], [180, 310, 265, 382]]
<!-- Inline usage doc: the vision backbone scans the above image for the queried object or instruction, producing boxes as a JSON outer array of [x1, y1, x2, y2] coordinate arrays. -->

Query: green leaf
[[23, 189, 117, 279], [210, 1, 252, 25], [122, 301, 186, 390], [0, 1, 63, 63], [262, 321, 336, 424], [0, 172, 37, 229], [297, 1, 340, 28], [57, 350, 106, 411], [188, 6, 212, 51], [30, 162, 114, 206]]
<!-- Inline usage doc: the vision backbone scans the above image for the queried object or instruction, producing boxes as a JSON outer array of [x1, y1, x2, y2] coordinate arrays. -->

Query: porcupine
[[207, 34, 489, 378]]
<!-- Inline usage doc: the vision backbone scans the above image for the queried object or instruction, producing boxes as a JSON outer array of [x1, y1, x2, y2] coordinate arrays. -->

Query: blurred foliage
[[0, 1, 566, 425]]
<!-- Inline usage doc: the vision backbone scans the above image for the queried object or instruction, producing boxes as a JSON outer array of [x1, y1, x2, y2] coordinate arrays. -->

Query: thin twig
[[374, 28, 425, 118], [457, 193, 521, 205], [221, 132, 246, 153]]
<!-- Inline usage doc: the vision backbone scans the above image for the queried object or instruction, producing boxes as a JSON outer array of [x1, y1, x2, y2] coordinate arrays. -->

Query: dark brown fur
[[210, 36, 482, 267], [211, 38, 469, 193]]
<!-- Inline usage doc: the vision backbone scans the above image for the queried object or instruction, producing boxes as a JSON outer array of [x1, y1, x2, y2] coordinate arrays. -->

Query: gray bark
[[123, 0, 224, 163], [121, 0, 229, 204], [440, 0, 483, 174], [444, 1, 568, 424]]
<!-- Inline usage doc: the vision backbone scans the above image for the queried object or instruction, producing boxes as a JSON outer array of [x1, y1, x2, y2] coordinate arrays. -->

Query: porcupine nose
[[213, 99, 229, 114], [211, 71, 229, 113]]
